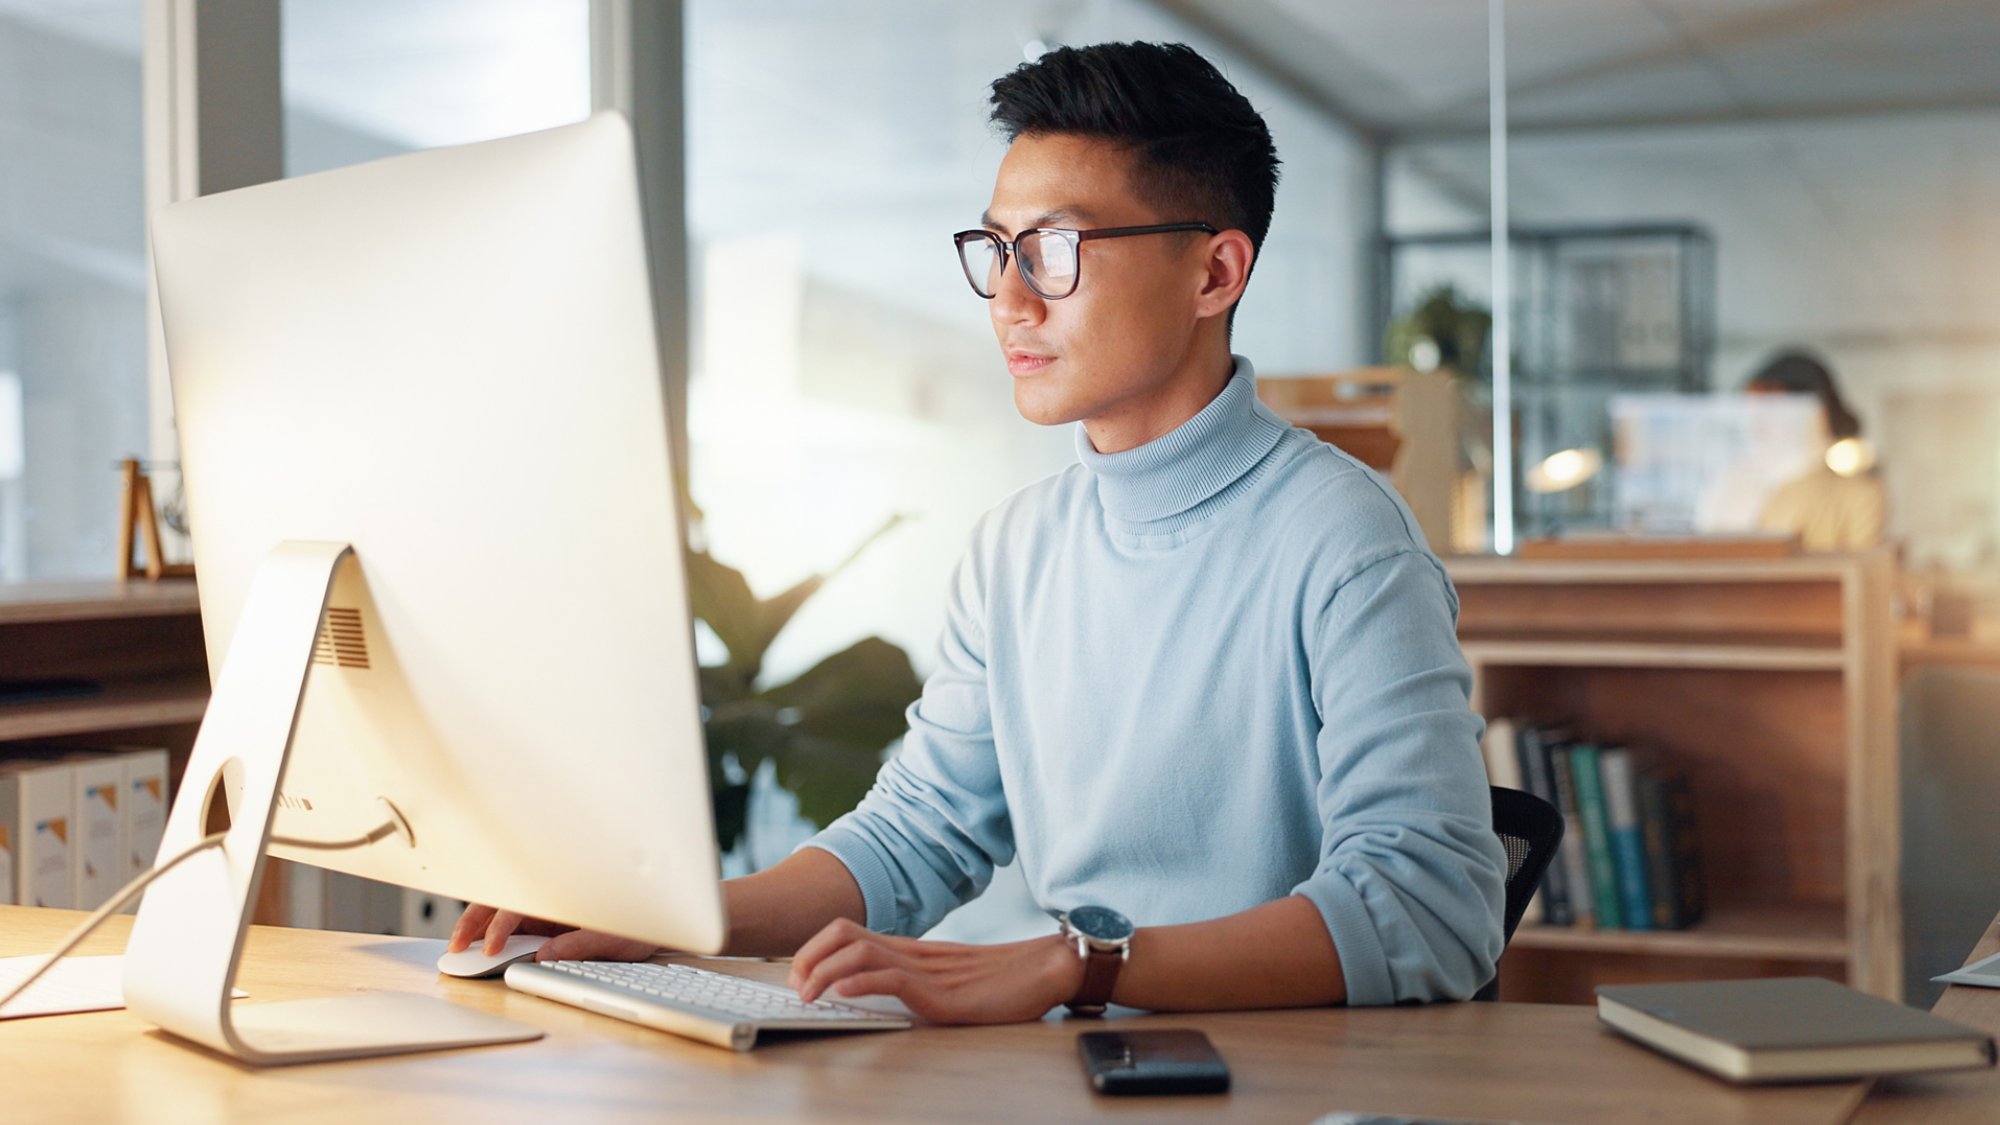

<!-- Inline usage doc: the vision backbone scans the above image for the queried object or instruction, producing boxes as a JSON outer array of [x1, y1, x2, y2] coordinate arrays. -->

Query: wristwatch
[[1057, 905, 1135, 1016]]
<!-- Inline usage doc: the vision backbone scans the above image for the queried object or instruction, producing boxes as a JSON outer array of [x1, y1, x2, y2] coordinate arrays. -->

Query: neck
[[1081, 339, 1237, 455]]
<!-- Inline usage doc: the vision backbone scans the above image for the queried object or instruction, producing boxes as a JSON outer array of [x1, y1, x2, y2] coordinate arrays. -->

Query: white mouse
[[436, 934, 550, 978]]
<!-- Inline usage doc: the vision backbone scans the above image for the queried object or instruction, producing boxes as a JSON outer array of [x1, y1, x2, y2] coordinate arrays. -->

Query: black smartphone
[[1076, 1029, 1231, 1095]]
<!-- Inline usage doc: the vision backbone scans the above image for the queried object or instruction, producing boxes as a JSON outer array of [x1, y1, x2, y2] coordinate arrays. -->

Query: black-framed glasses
[[952, 222, 1218, 301]]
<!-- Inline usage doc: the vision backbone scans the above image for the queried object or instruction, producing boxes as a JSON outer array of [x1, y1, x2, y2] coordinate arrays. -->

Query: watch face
[[1067, 905, 1135, 944]]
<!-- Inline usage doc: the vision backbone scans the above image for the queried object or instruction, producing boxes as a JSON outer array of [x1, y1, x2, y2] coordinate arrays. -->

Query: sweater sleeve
[[800, 542, 1014, 936], [1290, 548, 1508, 1005]]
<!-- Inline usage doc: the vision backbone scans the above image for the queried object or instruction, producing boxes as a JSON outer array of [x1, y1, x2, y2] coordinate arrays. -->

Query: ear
[[1192, 229, 1255, 322]]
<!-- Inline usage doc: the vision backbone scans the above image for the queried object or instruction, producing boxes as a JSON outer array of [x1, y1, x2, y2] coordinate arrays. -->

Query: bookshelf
[[0, 580, 211, 902], [1448, 551, 1900, 1004], [0, 580, 208, 752]]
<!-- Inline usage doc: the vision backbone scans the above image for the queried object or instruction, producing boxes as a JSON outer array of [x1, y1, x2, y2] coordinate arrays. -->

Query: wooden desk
[[1900, 619, 2000, 677], [1850, 910, 2000, 1123], [0, 906, 1877, 1124]]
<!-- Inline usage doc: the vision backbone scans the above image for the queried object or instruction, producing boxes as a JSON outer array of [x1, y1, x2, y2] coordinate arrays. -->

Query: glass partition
[[1387, 9, 2000, 572], [0, 3, 146, 579], [282, 0, 590, 176]]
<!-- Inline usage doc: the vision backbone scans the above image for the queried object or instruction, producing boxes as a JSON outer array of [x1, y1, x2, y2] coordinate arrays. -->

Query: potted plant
[[684, 515, 922, 862]]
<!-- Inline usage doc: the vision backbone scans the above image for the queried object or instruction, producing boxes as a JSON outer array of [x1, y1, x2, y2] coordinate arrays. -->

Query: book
[[1481, 717, 1539, 925], [120, 748, 170, 915], [1636, 766, 1705, 929], [1567, 744, 1624, 929], [1543, 730, 1592, 929], [69, 752, 125, 911], [0, 757, 74, 909], [1598, 977, 1998, 1083], [1597, 746, 1653, 932], [1480, 716, 1523, 791], [1513, 724, 1571, 926]]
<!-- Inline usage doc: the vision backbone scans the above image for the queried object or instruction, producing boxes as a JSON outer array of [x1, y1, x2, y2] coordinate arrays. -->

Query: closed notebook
[[1598, 977, 1997, 1083]]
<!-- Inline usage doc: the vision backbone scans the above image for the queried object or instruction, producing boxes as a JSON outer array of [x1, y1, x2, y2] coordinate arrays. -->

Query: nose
[[989, 251, 1046, 326]]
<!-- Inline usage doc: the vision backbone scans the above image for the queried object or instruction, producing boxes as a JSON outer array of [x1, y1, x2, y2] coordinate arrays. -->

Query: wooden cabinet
[[0, 580, 207, 761], [1, 580, 209, 901], [1448, 551, 1900, 1003]]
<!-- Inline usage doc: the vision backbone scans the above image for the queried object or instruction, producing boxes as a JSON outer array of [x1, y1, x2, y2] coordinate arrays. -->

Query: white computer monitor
[[128, 112, 723, 1064]]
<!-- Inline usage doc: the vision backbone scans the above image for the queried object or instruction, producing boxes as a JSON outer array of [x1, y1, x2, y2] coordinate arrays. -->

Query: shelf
[[1511, 901, 1849, 962], [0, 674, 209, 742], [0, 579, 200, 626], [1901, 635, 2000, 671], [1446, 554, 1872, 585], [1463, 640, 1846, 672]]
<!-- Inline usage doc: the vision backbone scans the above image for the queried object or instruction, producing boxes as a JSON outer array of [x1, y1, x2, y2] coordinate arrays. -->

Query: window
[[0, 3, 146, 579], [282, 0, 590, 176]]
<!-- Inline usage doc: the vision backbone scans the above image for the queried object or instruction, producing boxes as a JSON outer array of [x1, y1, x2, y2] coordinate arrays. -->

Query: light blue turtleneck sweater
[[805, 358, 1506, 1005]]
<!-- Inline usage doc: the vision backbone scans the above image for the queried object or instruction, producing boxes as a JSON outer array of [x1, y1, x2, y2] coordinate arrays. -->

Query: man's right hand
[[446, 902, 659, 962]]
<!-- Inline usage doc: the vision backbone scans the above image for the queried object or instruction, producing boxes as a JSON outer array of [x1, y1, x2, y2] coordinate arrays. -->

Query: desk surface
[[0, 906, 1892, 1124], [1852, 911, 2000, 1124]]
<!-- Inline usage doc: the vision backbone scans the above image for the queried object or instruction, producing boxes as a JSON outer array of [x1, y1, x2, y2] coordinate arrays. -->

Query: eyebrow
[[980, 208, 1090, 234]]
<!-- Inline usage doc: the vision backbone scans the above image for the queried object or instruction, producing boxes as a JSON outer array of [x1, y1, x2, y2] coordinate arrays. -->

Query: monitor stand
[[121, 540, 542, 1065]]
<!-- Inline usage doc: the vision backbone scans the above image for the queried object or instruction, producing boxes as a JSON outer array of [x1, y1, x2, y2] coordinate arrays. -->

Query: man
[[452, 40, 1505, 1023]]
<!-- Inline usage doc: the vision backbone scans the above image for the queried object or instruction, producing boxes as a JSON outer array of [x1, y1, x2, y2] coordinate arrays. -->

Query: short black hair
[[1747, 350, 1861, 439], [988, 41, 1280, 261]]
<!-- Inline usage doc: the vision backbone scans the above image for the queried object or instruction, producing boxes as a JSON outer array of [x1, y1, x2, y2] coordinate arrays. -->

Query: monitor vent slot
[[312, 607, 371, 669]]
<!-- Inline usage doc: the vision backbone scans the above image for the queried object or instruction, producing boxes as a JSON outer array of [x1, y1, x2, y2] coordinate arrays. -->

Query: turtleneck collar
[[1074, 355, 1289, 527]]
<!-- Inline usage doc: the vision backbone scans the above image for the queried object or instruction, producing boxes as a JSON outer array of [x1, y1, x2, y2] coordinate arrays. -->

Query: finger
[[483, 909, 526, 956], [797, 936, 910, 1004], [537, 929, 657, 963], [830, 968, 917, 1007], [448, 903, 498, 953], [788, 917, 870, 992]]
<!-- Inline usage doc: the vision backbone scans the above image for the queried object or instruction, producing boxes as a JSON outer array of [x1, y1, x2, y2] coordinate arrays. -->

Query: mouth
[[1005, 349, 1056, 377]]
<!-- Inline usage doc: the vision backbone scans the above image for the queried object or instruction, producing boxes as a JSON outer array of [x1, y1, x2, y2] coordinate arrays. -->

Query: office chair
[[1472, 785, 1565, 1003]]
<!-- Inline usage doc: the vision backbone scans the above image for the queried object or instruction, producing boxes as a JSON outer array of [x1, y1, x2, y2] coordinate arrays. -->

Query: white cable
[[268, 823, 402, 851], [0, 813, 404, 1013], [0, 830, 226, 1014]]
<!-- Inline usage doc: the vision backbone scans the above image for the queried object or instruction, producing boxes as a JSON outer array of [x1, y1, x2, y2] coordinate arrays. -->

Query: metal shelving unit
[[1379, 224, 1717, 541]]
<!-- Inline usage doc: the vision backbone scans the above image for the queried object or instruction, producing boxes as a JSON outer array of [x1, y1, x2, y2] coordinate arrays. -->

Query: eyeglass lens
[[959, 231, 1080, 300]]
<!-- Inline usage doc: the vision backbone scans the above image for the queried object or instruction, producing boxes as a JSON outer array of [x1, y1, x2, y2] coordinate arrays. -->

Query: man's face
[[978, 133, 1218, 440]]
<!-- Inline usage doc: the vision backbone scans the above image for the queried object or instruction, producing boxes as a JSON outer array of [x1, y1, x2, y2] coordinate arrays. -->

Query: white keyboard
[[503, 959, 911, 1051]]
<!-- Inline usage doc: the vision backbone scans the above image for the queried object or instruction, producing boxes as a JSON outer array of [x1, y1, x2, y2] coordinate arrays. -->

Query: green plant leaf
[[760, 636, 922, 828], [699, 663, 755, 708], [749, 572, 827, 671], [703, 706, 794, 780], [685, 548, 769, 679], [773, 730, 895, 833], [762, 637, 921, 744], [685, 517, 919, 854]]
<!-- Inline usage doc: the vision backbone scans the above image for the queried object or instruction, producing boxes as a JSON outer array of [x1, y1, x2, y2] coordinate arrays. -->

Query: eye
[[1031, 233, 1077, 279]]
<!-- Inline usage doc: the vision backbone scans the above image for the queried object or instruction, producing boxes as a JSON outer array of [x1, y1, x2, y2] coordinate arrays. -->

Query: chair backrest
[[1491, 785, 1565, 942], [1475, 785, 1565, 1002]]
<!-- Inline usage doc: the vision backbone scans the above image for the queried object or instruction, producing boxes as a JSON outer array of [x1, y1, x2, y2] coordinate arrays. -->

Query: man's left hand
[[787, 918, 1084, 1024]]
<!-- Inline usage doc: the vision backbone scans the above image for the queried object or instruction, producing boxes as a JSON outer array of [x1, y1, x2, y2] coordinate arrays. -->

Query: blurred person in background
[[1748, 350, 1886, 552]]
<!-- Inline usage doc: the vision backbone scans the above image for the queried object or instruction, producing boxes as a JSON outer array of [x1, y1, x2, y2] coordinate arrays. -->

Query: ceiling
[[6, 0, 1997, 144], [1161, 0, 2000, 138], [4, 0, 1998, 325]]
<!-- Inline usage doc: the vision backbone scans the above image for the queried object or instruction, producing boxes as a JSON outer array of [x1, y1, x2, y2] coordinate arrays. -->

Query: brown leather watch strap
[[1067, 943, 1124, 1015]]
